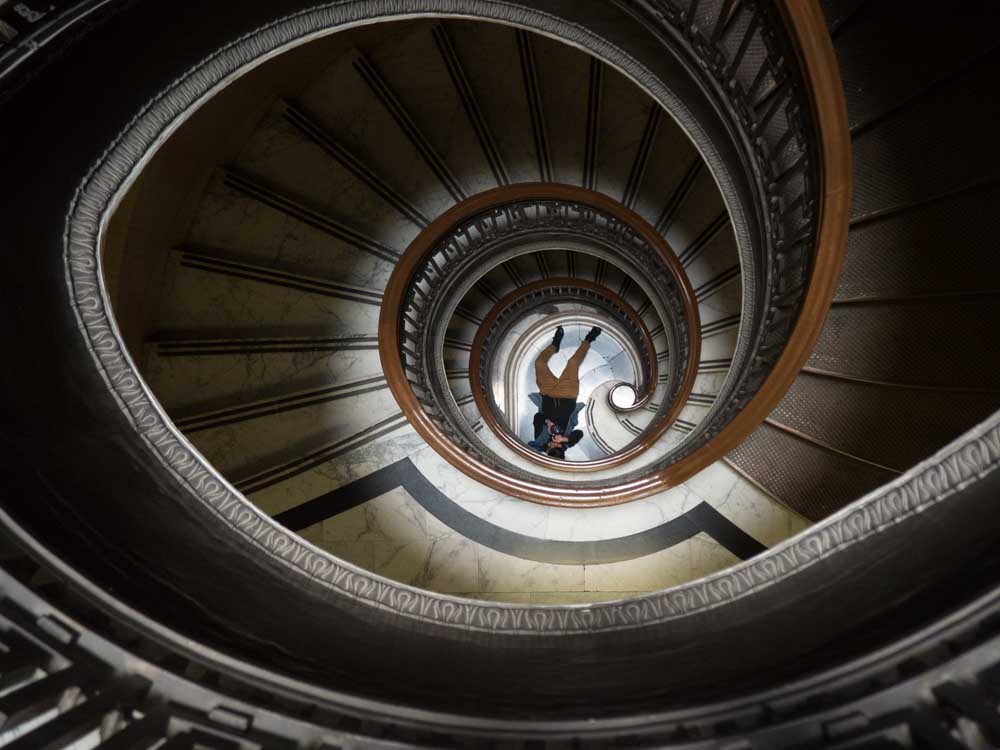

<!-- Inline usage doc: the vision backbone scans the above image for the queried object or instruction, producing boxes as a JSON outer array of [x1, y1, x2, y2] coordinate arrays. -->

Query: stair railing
[[381, 184, 701, 497]]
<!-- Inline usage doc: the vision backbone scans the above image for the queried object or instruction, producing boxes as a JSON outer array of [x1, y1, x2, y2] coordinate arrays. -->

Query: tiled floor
[[296, 466, 807, 604]]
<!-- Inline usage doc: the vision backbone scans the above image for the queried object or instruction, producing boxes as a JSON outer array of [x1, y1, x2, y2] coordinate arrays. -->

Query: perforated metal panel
[[727, 424, 897, 521], [770, 373, 1000, 471], [819, 0, 868, 36], [850, 51, 1000, 221], [832, 0, 1000, 132], [807, 298, 1000, 389], [837, 183, 1000, 300]]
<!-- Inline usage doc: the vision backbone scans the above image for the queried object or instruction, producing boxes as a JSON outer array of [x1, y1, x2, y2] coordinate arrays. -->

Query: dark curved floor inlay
[[273, 459, 766, 564]]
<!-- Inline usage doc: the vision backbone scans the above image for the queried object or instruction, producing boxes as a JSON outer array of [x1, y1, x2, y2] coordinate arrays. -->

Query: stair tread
[[298, 35, 457, 217], [769, 372, 1000, 473], [186, 173, 398, 283], [448, 21, 543, 184], [850, 49, 1000, 221], [808, 298, 1000, 389], [838, 183, 1000, 301], [155, 252, 382, 335], [727, 423, 897, 521], [832, 0, 1000, 133], [366, 21, 497, 197], [142, 337, 382, 414], [186, 383, 403, 478]]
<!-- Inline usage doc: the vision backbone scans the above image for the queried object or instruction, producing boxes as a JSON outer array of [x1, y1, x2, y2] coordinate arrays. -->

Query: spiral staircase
[[117, 15, 809, 599], [1, 0, 999, 747]]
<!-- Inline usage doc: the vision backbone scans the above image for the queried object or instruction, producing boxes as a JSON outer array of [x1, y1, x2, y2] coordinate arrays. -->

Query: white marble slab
[[545, 486, 691, 541], [476, 546, 586, 594], [250, 424, 423, 516], [583, 532, 740, 592], [706, 462, 813, 547]]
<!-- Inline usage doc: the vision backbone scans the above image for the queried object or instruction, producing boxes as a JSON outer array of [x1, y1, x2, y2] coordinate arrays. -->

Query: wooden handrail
[[380, 183, 700, 500], [468, 276, 663, 471], [379, 1, 849, 506]]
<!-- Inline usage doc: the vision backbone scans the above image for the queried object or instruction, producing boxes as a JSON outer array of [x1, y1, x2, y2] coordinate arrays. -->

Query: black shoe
[[585, 326, 602, 342], [552, 325, 564, 351]]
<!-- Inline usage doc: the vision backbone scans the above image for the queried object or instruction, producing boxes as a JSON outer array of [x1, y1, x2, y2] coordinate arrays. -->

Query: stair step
[[832, 0, 1000, 133], [727, 423, 898, 521], [838, 182, 1000, 301], [850, 49, 1000, 222], [771, 372, 1000, 472], [596, 64, 657, 202], [142, 335, 381, 414], [810, 297, 1000, 389], [155, 250, 381, 336], [186, 170, 398, 283], [186, 382, 404, 478], [447, 21, 541, 184], [297, 32, 457, 219]]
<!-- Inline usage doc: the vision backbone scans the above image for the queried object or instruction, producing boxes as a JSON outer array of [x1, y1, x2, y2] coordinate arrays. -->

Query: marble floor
[[296, 487, 747, 604], [282, 425, 811, 604]]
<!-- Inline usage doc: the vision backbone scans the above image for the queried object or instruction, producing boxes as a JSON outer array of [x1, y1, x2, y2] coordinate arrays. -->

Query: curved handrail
[[392, 185, 693, 400], [644, 0, 851, 485], [408, 197, 693, 476], [468, 277, 662, 470], [379, 0, 848, 506], [380, 184, 701, 502]]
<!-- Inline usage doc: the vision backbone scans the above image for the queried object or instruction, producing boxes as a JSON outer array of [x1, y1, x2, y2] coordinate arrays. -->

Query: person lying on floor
[[525, 324, 601, 459]]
